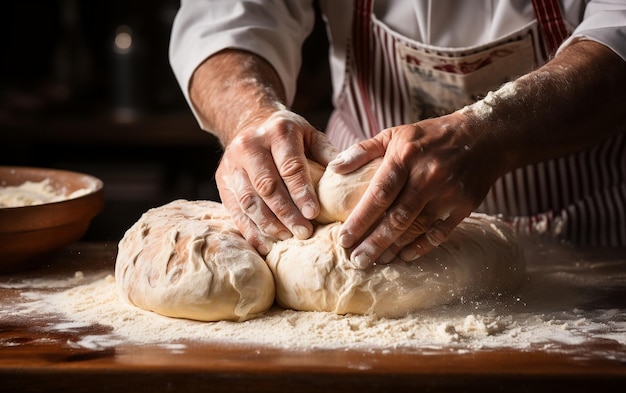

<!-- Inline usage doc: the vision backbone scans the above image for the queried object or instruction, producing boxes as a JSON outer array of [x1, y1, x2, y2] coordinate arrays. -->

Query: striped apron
[[325, 0, 626, 246]]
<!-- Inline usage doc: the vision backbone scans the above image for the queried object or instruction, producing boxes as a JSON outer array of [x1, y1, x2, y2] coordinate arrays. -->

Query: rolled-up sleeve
[[561, 0, 626, 60], [169, 0, 316, 126]]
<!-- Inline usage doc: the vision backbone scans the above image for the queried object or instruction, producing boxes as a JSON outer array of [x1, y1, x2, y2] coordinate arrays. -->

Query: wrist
[[451, 106, 518, 181], [189, 49, 287, 147]]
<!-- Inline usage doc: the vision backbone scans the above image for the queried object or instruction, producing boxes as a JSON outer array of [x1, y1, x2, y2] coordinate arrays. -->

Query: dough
[[115, 200, 275, 322], [315, 158, 382, 224], [269, 158, 526, 317], [116, 160, 526, 321], [266, 214, 526, 318], [315, 158, 383, 224]]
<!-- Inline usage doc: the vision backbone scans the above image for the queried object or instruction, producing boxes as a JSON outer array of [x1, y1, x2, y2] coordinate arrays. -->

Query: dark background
[[1, 0, 332, 242]]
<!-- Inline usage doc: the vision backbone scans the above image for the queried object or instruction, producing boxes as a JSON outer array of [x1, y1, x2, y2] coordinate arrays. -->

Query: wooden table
[[1, 243, 625, 392]]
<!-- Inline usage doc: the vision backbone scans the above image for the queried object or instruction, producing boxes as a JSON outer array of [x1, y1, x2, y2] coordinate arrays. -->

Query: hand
[[216, 107, 338, 255], [330, 111, 501, 269]]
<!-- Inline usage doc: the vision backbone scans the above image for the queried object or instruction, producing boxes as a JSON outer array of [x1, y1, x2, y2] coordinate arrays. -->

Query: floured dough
[[116, 159, 526, 321], [266, 214, 525, 318], [115, 200, 275, 322], [266, 159, 526, 317], [315, 158, 382, 224]]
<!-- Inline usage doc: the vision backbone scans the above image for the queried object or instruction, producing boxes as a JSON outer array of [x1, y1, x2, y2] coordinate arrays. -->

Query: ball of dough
[[315, 158, 382, 224], [115, 200, 275, 322], [266, 214, 526, 318]]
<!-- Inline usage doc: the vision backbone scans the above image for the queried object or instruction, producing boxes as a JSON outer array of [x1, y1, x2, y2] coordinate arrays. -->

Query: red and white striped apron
[[325, 0, 626, 246]]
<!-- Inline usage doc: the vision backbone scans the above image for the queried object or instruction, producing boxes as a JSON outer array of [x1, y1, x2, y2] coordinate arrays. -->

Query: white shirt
[[169, 0, 626, 130]]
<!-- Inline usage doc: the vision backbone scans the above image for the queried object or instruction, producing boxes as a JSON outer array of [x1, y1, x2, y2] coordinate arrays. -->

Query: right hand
[[330, 111, 502, 268], [215, 107, 338, 255]]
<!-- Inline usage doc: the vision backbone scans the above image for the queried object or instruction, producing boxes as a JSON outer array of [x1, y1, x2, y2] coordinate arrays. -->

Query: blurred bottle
[[112, 23, 141, 122]]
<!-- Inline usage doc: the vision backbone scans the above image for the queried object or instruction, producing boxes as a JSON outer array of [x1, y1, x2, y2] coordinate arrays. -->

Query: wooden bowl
[[0, 166, 104, 273]]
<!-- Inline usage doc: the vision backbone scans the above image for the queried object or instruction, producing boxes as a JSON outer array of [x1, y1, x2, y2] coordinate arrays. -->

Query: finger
[[244, 146, 315, 240], [392, 206, 452, 247], [359, 193, 457, 267], [398, 211, 467, 261], [327, 144, 369, 174], [229, 207, 279, 256], [271, 135, 320, 222], [265, 112, 321, 220], [338, 156, 408, 251], [372, 239, 404, 266], [218, 172, 280, 256], [308, 129, 340, 166], [341, 175, 421, 269], [220, 165, 292, 243], [227, 110, 321, 240], [327, 136, 388, 174], [350, 204, 444, 268]]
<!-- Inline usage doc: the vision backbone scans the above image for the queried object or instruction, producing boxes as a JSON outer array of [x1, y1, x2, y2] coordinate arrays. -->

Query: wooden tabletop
[[1, 242, 625, 393]]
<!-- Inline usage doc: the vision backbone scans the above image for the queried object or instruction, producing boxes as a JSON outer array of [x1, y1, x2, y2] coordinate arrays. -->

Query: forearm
[[461, 39, 626, 176], [189, 49, 287, 147]]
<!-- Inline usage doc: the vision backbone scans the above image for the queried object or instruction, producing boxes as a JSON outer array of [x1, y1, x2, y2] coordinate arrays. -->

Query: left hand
[[330, 111, 501, 269], [215, 108, 338, 256]]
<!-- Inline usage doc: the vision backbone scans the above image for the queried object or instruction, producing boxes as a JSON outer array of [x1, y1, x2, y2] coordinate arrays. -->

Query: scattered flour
[[1, 241, 625, 359]]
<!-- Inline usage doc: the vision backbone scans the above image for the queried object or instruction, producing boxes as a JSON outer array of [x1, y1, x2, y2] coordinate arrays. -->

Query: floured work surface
[[1, 241, 625, 392]]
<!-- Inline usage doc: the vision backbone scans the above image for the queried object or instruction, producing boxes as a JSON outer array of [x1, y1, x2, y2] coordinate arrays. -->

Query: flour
[[0, 179, 91, 208], [11, 274, 623, 355], [11, 275, 523, 350], [460, 81, 519, 120], [3, 240, 625, 360]]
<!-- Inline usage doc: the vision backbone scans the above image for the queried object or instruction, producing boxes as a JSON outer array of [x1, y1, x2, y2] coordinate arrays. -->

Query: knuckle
[[372, 221, 397, 247], [371, 180, 396, 207], [252, 173, 279, 198], [410, 218, 430, 234], [279, 157, 307, 180], [426, 225, 449, 247], [228, 210, 248, 233], [394, 229, 417, 247], [268, 116, 302, 139], [270, 199, 294, 221], [238, 191, 263, 216], [369, 233, 392, 251], [402, 140, 426, 159], [230, 131, 256, 150], [386, 207, 413, 230]]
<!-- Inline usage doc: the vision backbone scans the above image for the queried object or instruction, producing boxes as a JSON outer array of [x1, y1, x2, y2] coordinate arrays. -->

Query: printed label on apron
[[397, 29, 537, 120]]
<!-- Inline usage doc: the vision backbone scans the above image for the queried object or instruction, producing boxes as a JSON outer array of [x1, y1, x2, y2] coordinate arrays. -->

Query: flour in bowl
[[0, 179, 91, 208]]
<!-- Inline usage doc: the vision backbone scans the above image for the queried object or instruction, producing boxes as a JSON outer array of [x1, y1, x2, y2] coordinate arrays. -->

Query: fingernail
[[426, 228, 443, 247], [328, 157, 343, 167], [426, 220, 449, 247], [301, 203, 317, 220], [328, 151, 348, 168], [277, 230, 292, 241], [352, 252, 371, 269], [339, 232, 353, 248], [292, 225, 311, 240]]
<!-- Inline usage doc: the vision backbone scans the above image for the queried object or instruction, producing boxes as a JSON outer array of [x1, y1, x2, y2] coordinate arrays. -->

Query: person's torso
[[320, 0, 626, 247]]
